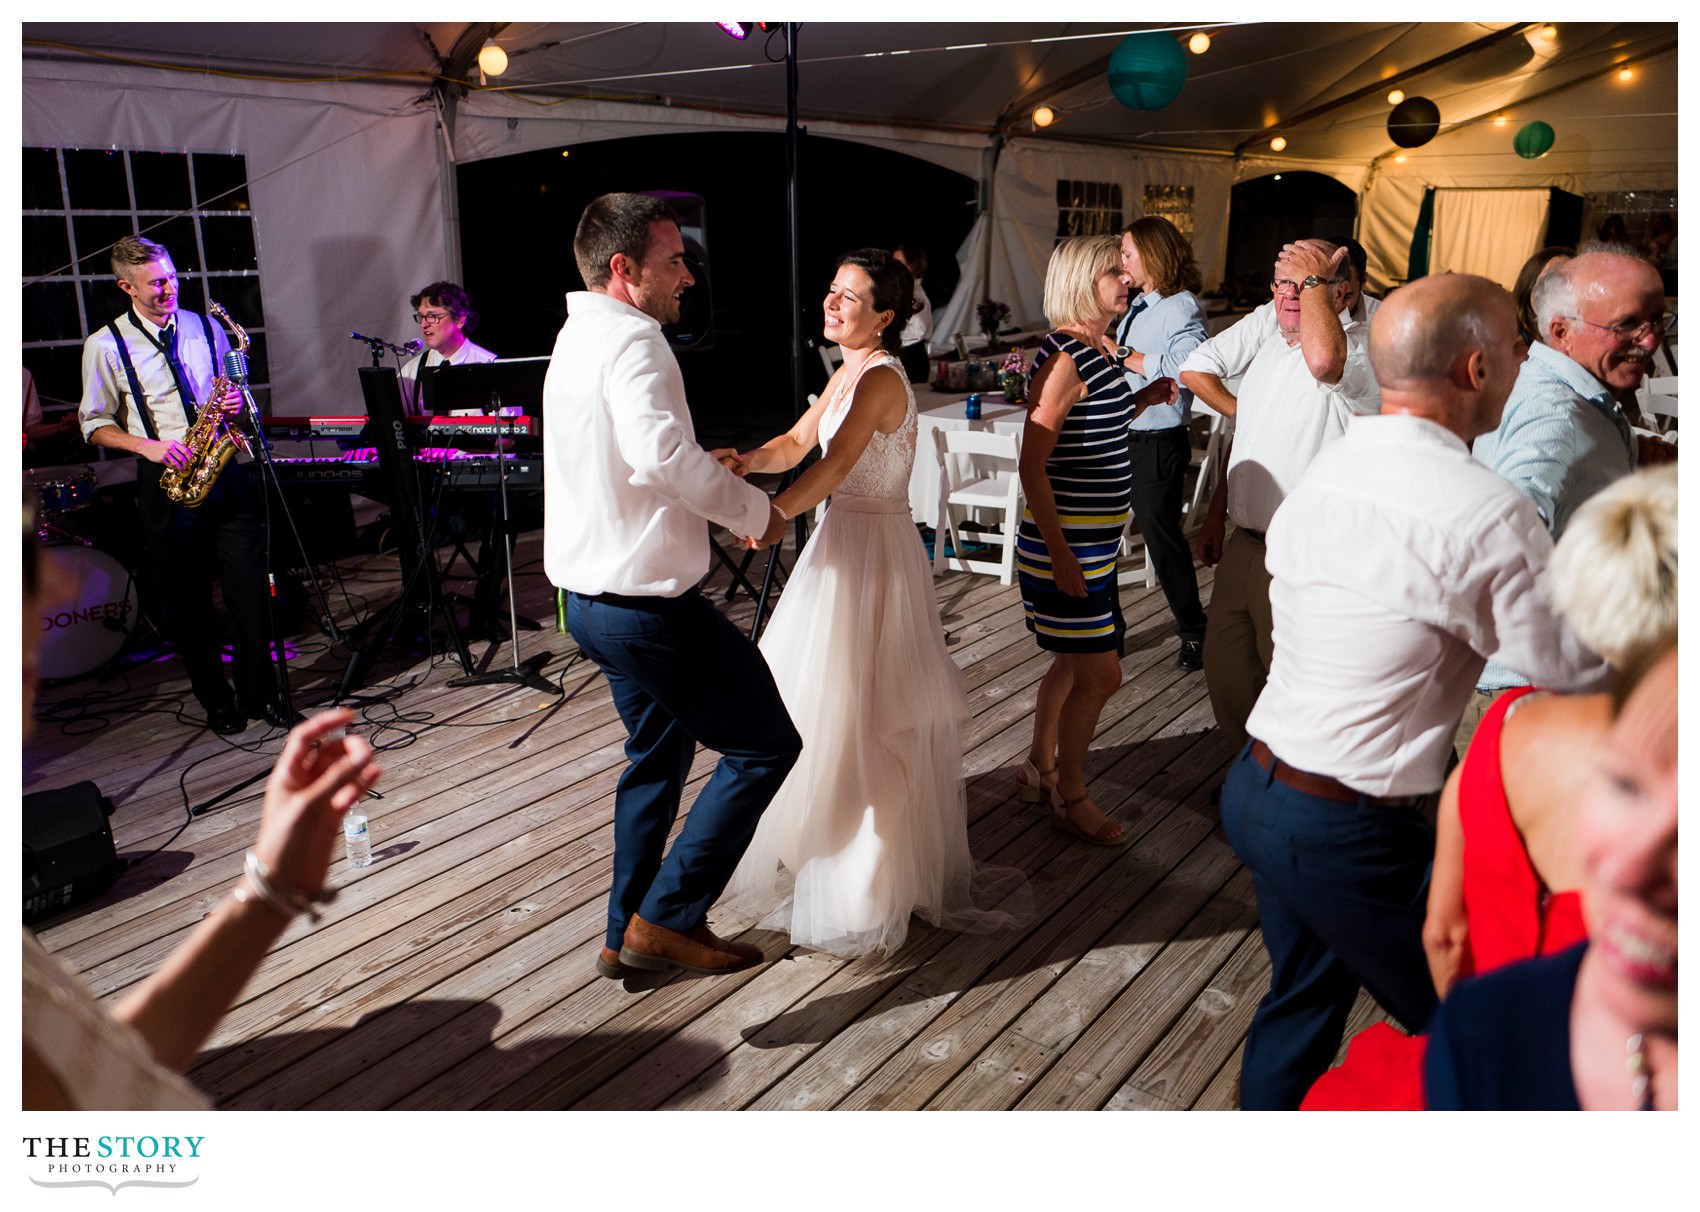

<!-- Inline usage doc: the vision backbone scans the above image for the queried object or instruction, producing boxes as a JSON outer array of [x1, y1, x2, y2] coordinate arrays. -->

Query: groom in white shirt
[[545, 192, 799, 981]]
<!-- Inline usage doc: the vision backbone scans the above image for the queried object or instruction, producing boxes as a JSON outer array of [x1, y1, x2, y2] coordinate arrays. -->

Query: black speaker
[[23, 781, 124, 925], [644, 190, 715, 351]]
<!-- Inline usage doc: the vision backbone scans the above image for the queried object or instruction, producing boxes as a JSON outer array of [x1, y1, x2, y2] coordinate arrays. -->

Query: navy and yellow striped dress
[[1016, 332, 1133, 653]]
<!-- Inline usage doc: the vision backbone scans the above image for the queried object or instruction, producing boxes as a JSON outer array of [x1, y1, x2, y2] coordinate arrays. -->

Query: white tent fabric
[[1431, 189, 1551, 290], [22, 58, 445, 413]]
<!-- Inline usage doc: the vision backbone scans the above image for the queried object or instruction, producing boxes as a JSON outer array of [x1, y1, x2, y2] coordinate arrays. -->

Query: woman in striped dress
[[1015, 235, 1178, 845]]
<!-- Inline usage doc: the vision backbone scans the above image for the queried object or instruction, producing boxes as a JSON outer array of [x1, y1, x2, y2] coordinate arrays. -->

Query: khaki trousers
[[1203, 528, 1273, 752]]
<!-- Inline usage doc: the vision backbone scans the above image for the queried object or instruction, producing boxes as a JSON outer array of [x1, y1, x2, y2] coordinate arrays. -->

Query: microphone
[[348, 331, 417, 357]]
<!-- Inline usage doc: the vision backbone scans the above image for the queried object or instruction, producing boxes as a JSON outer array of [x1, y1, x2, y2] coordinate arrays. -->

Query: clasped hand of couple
[[710, 447, 789, 550]]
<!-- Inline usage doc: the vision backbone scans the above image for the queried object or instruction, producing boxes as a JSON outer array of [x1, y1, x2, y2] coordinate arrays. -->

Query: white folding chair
[[1118, 408, 1231, 587], [1636, 375, 1677, 438], [932, 426, 1023, 585], [819, 344, 843, 379]]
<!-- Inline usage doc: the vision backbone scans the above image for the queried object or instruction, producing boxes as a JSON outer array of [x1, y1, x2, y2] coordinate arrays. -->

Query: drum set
[[27, 464, 143, 682]]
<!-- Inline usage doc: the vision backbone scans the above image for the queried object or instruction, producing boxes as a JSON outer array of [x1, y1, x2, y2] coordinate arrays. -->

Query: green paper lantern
[[1107, 32, 1188, 112], [1514, 120, 1556, 160]]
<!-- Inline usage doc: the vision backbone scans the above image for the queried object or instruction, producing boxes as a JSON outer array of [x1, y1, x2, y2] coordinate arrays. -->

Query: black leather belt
[[1128, 426, 1188, 441]]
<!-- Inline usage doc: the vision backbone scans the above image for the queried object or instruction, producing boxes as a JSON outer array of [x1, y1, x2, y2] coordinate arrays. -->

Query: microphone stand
[[448, 394, 559, 697]]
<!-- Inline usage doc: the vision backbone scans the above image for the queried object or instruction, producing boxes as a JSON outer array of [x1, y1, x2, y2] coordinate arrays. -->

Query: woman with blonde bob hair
[[1303, 464, 1677, 1109], [1014, 235, 1178, 845]]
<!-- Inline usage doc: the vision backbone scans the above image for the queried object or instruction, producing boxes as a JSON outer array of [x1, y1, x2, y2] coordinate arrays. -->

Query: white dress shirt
[[543, 291, 771, 598], [1249, 414, 1609, 797], [899, 281, 932, 349], [79, 310, 229, 445], [400, 337, 498, 414], [1179, 309, 1379, 532]]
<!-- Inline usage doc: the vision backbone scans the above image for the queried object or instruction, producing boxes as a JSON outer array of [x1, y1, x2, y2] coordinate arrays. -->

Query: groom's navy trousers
[[568, 588, 802, 951]]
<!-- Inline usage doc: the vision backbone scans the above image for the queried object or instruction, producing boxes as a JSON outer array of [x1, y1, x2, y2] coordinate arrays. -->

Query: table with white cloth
[[909, 396, 1027, 529]]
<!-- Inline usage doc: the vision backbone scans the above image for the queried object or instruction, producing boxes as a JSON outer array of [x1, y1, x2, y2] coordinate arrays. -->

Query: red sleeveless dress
[[1300, 687, 1588, 1110]]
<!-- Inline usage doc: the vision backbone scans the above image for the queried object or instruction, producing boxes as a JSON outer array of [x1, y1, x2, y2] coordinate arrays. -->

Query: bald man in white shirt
[[1219, 273, 1609, 1108], [546, 192, 799, 982]]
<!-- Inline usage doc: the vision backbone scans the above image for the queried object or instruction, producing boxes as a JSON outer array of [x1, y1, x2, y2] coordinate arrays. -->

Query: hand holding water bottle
[[252, 709, 383, 897]]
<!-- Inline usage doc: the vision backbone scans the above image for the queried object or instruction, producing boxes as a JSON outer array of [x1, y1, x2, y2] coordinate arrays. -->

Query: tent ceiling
[[23, 20, 1676, 166]]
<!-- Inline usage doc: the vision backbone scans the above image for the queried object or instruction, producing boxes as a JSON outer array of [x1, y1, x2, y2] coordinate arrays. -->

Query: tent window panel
[[1580, 189, 1676, 249], [62, 149, 132, 211], [22, 146, 270, 411], [1143, 184, 1195, 239], [1056, 179, 1124, 240], [131, 152, 193, 212], [22, 148, 62, 211]]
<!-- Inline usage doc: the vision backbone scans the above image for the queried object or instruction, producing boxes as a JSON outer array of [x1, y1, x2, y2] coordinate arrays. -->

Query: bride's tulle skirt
[[723, 495, 1033, 957]]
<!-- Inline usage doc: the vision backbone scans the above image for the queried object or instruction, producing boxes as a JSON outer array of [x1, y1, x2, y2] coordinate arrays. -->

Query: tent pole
[[750, 21, 803, 642]]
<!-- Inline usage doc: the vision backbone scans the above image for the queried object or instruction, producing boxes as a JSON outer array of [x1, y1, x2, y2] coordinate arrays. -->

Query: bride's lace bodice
[[818, 352, 916, 501]]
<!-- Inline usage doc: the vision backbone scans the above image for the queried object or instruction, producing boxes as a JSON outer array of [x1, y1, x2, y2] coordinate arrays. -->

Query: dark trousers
[[898, 341, 931, 385], [135, 460, 276, 714], [567, 589, 802, 950], [1219, 742, 1439, 1109], [1128, 427, 1206, 642]]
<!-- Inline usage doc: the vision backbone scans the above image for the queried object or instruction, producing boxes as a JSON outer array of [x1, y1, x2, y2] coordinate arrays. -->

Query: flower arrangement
[[999, 350, 1028, 402], [975, 299, 1010, 345]]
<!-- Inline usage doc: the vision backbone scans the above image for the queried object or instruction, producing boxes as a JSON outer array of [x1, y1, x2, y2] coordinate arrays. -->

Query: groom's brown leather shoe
[[596, 946, 632, 979], [619, 914, 764, 975]]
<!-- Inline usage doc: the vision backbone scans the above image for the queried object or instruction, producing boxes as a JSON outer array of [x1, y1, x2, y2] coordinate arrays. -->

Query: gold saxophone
[[159, 301, 253, 507]]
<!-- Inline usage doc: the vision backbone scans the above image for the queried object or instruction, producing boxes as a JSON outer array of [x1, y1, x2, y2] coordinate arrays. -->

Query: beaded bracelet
[[231, 851, 334, 923]]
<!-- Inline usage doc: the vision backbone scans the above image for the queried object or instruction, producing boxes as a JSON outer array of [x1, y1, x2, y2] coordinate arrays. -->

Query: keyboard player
[[399, 281, 497, 416]]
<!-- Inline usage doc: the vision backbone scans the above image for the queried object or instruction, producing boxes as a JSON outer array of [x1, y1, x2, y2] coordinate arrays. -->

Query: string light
[[1618, 66, 1635, 82], [1394, 153, 1408, 164], [1033, 104, 1056, 127], [1387, 89, 1404, 105], [1537, 25, 1558, 42], [1188, 32, 1211, 55], [1493, 114, 1509, 127], [478, 39, 508, 77], [1269, 135, 1287, 152]]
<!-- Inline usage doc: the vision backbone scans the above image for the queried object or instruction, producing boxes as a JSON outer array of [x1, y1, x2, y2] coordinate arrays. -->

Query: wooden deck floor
[[25, 526, 1389, 1111]]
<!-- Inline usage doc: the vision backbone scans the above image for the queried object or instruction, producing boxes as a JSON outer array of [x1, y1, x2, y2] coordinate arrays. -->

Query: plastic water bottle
[[344, 811, 373, 868]]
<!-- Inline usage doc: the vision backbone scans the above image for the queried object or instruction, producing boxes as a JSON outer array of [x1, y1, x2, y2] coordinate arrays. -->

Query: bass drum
[[35, 545, 142, 681]]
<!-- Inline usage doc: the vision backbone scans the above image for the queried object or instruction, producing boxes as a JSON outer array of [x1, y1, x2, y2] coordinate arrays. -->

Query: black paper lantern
[[1387, 96, 1441, 148]]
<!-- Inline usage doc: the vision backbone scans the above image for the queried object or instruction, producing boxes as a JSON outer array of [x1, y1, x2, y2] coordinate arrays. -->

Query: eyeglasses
[[413, 311, 454, 326], [1566, 312, 1675, 342], [1270, 278, 1341, 297]]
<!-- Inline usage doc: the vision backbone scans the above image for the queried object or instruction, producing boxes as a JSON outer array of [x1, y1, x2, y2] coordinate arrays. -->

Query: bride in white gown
[[720, 250, 1032, 957]]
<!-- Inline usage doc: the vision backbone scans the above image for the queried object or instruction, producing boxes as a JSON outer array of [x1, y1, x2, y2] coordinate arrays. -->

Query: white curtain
[[1430, 188, 1553, 292]]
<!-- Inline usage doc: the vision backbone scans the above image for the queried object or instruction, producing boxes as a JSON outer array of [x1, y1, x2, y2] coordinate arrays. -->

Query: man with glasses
[[1456, 243, 1672, 751], [1179, 239, 1381, 751], [400, 281, 497, 415]]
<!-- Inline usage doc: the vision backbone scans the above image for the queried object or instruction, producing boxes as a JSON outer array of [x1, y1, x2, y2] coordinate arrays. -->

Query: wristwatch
[[1299, 274, 1329, 292], [1111, 344, 1133, 364]]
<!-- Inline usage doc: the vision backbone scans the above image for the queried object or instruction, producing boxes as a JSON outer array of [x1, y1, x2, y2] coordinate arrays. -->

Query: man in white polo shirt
[[1179, 239, 1381, 752], [1220, 273, 1608, 1109], [545, 192, 798, 981]]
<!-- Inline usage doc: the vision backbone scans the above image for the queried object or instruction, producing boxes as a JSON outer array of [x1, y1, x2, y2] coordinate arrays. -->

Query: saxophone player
[[78, 235, 298, 735]]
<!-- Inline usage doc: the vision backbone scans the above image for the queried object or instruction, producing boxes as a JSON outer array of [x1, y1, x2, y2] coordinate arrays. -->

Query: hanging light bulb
[[1394, 153, 1408, 164], [1537, 25, 1558, 42], [478, 39, 508, 77], [1270, 135, 1288, 152], [1493, 114, 1509, 128], [1188, 32, 1211, 55], [1033, 104, 1056, 128], [1617, 66, 1635, 82], [1387, 89, 1405, 105]]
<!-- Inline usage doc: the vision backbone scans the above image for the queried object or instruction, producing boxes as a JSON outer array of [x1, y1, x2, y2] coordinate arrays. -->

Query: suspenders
[[102, 310, 216, 441]]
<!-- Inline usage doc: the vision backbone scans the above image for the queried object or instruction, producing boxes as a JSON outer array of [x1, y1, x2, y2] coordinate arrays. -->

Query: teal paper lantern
[[1514, 120, 1556, 160], [1107, 33, 1188, 111]]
